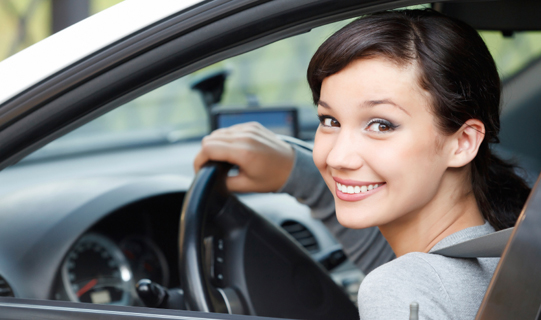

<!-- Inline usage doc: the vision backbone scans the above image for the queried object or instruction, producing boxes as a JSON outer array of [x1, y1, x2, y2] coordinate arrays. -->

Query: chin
[[334, 205, 381, 229]]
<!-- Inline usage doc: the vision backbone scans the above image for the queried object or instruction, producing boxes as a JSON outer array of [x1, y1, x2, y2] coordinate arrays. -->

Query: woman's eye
[[319, 116, 340, 127], [366, 119, 397, 133]]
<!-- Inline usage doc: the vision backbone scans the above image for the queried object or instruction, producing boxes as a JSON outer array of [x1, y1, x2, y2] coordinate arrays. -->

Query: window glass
[[481, 31, 541, 79], [207, 21, 351, 108]]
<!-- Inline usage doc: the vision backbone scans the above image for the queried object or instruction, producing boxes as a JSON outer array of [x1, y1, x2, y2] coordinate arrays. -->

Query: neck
[[379, 169, 485, 257]]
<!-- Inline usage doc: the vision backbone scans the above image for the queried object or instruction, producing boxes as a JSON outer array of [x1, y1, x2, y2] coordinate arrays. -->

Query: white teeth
[[337, 182, 383, 194]]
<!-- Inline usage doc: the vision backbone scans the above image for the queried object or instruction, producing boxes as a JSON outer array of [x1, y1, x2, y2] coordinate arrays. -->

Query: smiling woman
[[196, 8, 532, 320], [313, 57, 452, 233], [306, 9, 531, 319]]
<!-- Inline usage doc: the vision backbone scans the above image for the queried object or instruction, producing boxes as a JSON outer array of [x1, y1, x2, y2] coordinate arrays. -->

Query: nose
[[326, 130, 363, 170]]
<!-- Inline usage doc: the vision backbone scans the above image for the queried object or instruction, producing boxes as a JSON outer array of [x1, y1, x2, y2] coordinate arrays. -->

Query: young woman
[[194, 9, 531, 319]]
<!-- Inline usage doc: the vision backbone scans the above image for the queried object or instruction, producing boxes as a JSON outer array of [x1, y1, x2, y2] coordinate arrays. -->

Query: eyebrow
[[318, 99, 411, 116], [363, 99, 411, 116]]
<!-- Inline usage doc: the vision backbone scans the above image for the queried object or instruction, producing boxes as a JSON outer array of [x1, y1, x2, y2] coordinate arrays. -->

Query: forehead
[[326, 57, 417, 92], [320, 57, 432, 111]]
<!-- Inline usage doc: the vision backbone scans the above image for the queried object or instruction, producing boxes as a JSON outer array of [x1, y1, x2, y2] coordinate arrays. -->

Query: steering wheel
[[178, 161, 359, 319]]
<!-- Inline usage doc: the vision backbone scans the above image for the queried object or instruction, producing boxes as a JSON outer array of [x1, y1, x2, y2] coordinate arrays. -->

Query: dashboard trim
[[0, 174, 191, 300]]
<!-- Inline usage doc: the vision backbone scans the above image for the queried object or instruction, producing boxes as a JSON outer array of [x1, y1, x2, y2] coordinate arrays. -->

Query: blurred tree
[[0, 0, 46, 57], [0, 0, 121, 61]]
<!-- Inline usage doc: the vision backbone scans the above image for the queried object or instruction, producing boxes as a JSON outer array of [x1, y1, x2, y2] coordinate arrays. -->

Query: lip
[[332, 177, 386, 202]]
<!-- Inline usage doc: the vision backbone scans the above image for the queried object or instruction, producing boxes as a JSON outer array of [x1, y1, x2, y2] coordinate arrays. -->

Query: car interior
[[0, 0, 540, 319]]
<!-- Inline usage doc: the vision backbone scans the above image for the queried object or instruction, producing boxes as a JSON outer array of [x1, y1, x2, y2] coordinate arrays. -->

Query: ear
[[447, 119, 485, 168]]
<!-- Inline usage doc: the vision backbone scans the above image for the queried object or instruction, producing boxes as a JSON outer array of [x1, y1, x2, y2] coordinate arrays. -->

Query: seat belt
[[431, 227, 513, 258], [407, 228, 514, 318]]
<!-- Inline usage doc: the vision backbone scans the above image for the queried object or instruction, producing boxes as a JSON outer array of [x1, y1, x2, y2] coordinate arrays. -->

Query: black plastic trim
[[0, 297, 288, 319]]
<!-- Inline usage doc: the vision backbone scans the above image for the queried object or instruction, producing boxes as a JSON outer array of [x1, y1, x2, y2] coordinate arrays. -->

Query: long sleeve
[[277, 145, 395, 274]]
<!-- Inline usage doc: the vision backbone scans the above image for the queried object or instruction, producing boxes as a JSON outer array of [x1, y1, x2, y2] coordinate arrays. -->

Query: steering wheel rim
[[179, 161, 231, 313]]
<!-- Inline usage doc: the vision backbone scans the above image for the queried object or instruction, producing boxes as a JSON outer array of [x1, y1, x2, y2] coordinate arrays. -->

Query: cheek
[[377, 130, 447, 204]]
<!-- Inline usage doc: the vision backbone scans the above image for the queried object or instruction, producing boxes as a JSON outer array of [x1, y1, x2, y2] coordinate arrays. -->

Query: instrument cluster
[[55, 233, 169, 306]]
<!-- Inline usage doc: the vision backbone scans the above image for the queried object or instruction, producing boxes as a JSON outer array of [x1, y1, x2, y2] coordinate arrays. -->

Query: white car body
[[0, 0, 202, 105]]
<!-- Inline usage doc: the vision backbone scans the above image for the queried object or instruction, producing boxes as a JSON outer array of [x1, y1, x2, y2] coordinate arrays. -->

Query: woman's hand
[[193, 122, 295, 193]]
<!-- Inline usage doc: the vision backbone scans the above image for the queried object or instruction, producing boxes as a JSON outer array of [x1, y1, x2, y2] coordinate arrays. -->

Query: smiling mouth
[[336, 182, 385, 194]]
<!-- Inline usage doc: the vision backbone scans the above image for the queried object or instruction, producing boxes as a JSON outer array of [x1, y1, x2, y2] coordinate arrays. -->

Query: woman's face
[[313, 57, 454, 229]]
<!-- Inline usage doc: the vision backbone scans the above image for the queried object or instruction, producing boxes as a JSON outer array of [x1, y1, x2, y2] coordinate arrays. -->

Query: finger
[[225, 174, 249, 193], [205, 128, 262, 145], [193, 149, 211, 173], [198, 139, 249, 167], [226, 173, 262, 193], [194, 138, 234, 172], [230, 122, 277, 140], [202, 130, 270, 153]]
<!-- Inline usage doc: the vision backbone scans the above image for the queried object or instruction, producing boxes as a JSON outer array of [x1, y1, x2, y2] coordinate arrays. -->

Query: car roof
[[0, 0, 203, 106]]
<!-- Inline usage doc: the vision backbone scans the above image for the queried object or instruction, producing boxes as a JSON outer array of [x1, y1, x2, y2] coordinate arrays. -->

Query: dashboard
[[0, 141, 362, 307], [52, 193, 181, 306]]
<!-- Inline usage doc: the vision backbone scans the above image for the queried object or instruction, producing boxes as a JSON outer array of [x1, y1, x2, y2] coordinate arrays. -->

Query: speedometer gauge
[[120, 236, 169, 287], [61, 233, 134, 305]]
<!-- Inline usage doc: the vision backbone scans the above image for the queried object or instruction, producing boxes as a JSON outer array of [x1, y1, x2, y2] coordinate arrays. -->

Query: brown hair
[[307, 9, 530, 230]]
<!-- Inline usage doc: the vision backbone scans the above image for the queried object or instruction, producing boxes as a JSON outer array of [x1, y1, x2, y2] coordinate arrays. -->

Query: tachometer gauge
[[61, 233, 134, 305], [120, 236, 169, 287]]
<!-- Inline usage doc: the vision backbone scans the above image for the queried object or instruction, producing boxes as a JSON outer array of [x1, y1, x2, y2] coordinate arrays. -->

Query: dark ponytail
[[307, 9, 530, 230], [472, 147, 530, 230]]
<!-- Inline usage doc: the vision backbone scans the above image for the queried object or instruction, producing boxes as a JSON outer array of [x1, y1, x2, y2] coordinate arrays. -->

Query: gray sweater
[[358, 222, 498, 319], [279, 146, 499, 319]]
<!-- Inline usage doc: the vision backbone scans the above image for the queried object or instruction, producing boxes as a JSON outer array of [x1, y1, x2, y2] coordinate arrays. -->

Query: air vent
[[0, 275, 14, 297], [280, 220, 320, 253]]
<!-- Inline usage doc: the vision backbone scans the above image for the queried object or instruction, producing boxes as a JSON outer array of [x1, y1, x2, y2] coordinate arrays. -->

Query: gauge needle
[[77, 278, 98, 297]]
